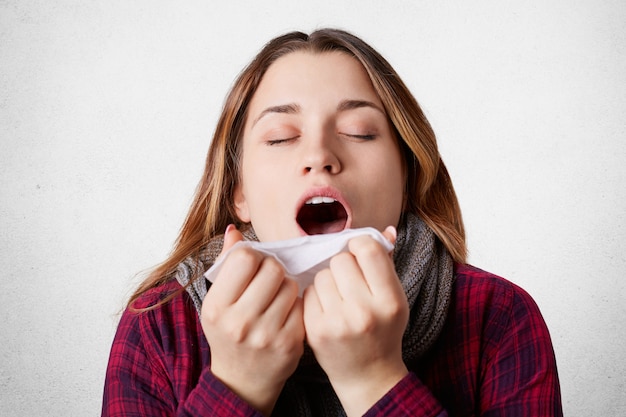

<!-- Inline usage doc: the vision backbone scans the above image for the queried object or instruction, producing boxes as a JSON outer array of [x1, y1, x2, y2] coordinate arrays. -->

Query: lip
[[295, 186, 352, 236]]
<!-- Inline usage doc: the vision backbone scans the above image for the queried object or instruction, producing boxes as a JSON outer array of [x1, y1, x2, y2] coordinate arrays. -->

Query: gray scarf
[[175, 213, 454, 416]]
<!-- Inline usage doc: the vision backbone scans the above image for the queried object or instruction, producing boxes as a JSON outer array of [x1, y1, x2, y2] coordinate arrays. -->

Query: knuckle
[[382, 297, 409, 322], [352, 236, 383, 258], [314, 268, 333, 286], [201, 303, 220, 325], [305, 324, 328, 347], [281, 277, 299, 298], [248, 331, 271, 350], [225, 320, 249, 343], [228, 247, 261, 266], [261, 257, 285, 278], [351, 307, 376, 333], [363, 239, 384, 257], [329, 252, 352, 269]]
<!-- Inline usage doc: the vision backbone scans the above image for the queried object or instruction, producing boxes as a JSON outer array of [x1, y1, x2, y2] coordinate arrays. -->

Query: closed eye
[[343, 133, 377, 140], [266, 136, 298, 146]]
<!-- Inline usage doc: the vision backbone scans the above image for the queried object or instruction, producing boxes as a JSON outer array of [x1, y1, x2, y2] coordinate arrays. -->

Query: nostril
[[304, 165, 332, 173], [303, 160, 339, 174]]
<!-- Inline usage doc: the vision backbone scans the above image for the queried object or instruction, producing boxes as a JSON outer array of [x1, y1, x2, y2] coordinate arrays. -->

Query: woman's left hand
[[302, 226, 410, 416]]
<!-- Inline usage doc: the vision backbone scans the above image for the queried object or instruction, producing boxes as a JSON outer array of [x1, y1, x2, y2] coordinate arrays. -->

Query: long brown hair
[[128, 29, 466, 307]]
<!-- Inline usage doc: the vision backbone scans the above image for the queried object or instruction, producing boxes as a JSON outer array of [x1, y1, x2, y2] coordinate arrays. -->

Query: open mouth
[[296, 196, 348, 235]]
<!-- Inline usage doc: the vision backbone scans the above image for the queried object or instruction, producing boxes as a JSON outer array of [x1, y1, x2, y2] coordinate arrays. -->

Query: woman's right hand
[[200, 225, 305, 416]]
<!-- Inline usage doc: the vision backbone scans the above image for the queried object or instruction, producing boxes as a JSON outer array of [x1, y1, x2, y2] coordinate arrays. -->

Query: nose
[[301, 135, 341, 175]]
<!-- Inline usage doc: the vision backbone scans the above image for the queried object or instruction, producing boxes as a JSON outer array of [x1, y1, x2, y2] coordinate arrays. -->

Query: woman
[[103, 29, 562, 416]]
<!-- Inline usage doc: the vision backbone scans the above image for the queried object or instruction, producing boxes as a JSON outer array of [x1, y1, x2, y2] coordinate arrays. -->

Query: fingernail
[[386, 225, 397, 241], [225, 224, 235, 235]]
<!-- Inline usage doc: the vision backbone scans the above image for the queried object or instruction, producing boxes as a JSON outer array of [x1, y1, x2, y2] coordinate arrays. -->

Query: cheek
[[239, 166, 290, 220], [376, 149, 406, 214], [385, 169, 406, 211]]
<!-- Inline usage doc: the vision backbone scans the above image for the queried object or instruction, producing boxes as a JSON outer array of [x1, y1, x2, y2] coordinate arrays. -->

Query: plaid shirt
[[102, 264, 562, 416]]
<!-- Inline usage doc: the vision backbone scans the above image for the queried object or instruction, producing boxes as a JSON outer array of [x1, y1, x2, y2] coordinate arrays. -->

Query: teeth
[[305, 196, 336, 205]]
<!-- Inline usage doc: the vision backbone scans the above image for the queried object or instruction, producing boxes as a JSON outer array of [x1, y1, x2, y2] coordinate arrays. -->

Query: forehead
[[249, 51, 383, 111]]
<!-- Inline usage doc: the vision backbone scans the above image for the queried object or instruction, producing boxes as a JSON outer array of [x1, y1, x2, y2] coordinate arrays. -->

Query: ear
[[233, 184, 251, 222]]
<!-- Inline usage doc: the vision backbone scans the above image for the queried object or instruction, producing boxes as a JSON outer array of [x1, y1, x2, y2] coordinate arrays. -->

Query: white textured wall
[[1, 1, 625, 415]]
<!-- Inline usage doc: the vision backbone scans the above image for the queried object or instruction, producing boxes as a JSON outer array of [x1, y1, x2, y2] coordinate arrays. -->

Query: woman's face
[[234, 51, 405, 241]]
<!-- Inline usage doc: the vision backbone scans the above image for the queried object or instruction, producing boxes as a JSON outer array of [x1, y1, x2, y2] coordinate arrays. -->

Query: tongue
[[300, 218, 346, 235], [297, 202, 348, 235]]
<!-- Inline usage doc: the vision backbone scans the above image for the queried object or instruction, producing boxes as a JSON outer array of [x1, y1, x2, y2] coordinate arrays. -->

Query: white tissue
[[203, 227, 394, 294]]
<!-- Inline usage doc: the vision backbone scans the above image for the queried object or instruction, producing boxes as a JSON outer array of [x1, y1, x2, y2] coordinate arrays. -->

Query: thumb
[[382, 225, 397, 246], [219, 224, 244, 258], [382, 225, 397, 259]]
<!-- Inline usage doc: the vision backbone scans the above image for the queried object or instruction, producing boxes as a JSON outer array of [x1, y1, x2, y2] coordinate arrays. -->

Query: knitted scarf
[[175, 213, 454, 416]]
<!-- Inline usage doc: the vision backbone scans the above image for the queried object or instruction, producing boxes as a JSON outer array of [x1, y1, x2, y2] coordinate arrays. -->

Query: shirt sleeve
[[363, 373, 447, 417], [362, 274, 562, 417], [478, 283, 563, 416], [102, 305, 262, 417]]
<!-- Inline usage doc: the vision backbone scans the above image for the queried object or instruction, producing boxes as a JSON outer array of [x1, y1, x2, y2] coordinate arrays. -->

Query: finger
[[381, 225, 397, 246], [219, 224, 244, 258], [282, 296, 305, 344], [310, 268, 343, 312], [302, 285, 323, 329], [381, 225, 397, 261], [348, 235, 399, 295], [328, 252, 370, 299], [236, 257, 287, 315], [209, 225, 256, 306], [258, 278, 300, 329], [210, 246, 263, 306]]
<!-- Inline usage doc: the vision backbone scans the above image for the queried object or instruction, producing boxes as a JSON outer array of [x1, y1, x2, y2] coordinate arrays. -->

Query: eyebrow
[[251, 99, 385, 127], [337, 99, 385, 115], [251, 103, 301, 127]]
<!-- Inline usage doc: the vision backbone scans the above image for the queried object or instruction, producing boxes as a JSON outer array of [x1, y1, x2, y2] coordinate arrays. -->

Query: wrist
[[329, 363, 409, 417], [210, 367, 284, 416]]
